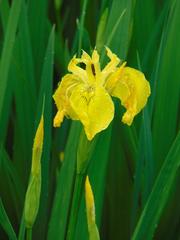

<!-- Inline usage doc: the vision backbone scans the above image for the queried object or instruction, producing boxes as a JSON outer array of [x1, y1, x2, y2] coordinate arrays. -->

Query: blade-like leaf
[[104, 0, 133, 58], [47, 122, 82, 240], [0, 199, 17, 240], [132, 130, 180, 240], [0, 145, 24, 220], [153, 0, 180, 170], [34, 27, 54, 239], [0, 0, 9, 30], [27, 0, 48, 80], [0, 0, 22, 123], [13, 1, 36, 182]]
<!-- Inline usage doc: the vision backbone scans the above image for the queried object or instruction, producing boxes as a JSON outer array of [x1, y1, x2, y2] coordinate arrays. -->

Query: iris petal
[[101, 47, 120, 79], [53, 74, 80, 127], [109, 66, 151, 125], [70, 85, 114, 140]]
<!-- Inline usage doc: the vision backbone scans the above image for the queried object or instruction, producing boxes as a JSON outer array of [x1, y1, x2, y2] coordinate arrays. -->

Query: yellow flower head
[[53, 47, 151, 140]]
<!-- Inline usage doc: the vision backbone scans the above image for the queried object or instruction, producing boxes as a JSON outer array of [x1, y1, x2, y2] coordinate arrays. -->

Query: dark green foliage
[[0, 0, 179, 239]]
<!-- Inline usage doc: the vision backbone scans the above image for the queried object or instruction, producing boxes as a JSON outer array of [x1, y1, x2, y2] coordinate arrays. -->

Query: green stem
[[78, 0, 88, 56], [66, 174, 84, 240], [18, 212, 26, 240], [26, 228, 32, 240], [67, 129, 96, 240]]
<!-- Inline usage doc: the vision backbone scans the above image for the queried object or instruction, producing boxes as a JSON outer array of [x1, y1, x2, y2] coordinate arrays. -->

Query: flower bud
[[85, 176, 100, 240], [24, 115, 44, 228]]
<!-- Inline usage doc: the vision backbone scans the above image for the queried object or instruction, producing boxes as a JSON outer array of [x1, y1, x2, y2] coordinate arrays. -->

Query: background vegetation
[[0, 0, 179, 239]]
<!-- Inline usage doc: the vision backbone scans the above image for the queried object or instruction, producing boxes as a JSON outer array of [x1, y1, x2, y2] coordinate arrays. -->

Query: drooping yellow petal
[[53, 74, 80, 127], [110, 66, 151, 125], [70, 84, 114, 140], [53, 74, 76, 109], [53, 110, 65, 127]]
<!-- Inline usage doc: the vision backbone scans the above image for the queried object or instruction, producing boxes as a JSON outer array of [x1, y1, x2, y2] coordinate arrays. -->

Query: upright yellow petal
[[81, 50, 95, 83], [101, 47, 120, 80], [68, 55, 88, 82], [70, 85, 114, 140], [92, 49, 101, 76], [109, 66, 151, 125]]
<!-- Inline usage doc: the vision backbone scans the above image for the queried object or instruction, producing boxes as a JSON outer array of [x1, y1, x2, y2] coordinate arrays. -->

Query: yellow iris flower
[[53, 47, 151, 140]]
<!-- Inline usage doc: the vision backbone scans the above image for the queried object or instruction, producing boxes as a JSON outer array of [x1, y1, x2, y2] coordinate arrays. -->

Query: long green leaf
[[0, 199, 17, 240], [0, 145, 24, 220], [153, 0, 180, 171], [27, 0, 48, 80], [77, 0, 88, 56], [96, 8, 108, 52], [133, 0, 156, 73], [132, 130, 180, 240], [130, 57, 154, 232], [13, 1, 36, 183], [34, 27, 54, 239], [47, 122, 81, 240], [0, 0, 22, 123], [0, 0, 13, 144], [0, 0, 9, 30], [104, 0, 133, 58]]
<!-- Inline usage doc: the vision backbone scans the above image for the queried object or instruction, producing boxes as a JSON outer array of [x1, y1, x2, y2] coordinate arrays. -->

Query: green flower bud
[[24, 115, 44, 228]]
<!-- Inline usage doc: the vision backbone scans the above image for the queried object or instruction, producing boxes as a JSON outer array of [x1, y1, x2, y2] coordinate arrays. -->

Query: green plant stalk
[[78, 0, 88, 56], [66, 174, 84, 240], [26, 228, 32, 240], [66, 129, 97, 240], [18, 213, 25, 240]]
